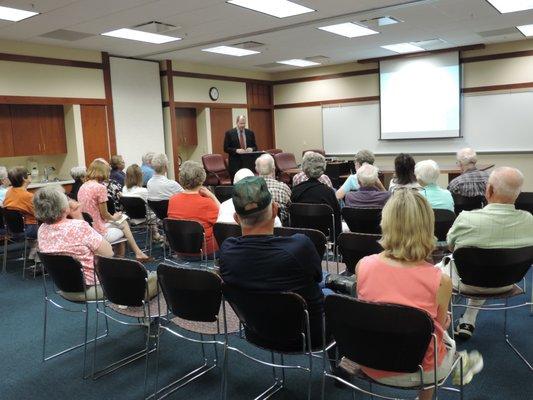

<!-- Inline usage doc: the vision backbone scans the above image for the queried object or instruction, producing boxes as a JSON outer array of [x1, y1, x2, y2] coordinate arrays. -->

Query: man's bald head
[[486, 167, 524, 204]]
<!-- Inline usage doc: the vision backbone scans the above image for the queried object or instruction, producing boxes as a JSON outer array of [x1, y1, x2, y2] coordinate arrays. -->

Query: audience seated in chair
[[255, 153, 291, 224], [389, 153, 421, 192], [168, 160, 220, 258], [68, 166, 86, 201], [292, 151, 333, 188], [344, 164, 390, 208], [444, 167, 533, 339], [141, 151, 155, 187], [3, 166, 38, 239], [0, 165, 10, 206], [416, 160, 454, 212], [34, 185, 115, 301], [448, 147, 489, 197], [77, 159, 150, 262], [291, 152, 342, 237], [336, 149, 380, 200], [356, 189, 483, 399], [109, 154, 126, 187], [147, 153, 183, 201], [219, 176, 328, 346]]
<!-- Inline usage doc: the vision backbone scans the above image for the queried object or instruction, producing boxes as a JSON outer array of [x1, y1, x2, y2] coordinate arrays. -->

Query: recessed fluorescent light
[[381, 43, 424, 54], [101, 28, 181, 44], [226, 0, 315, 18], [0, 5, 38, 21], [377, 16, 400, 26], [318, 22, 378, 38], [517, 24, 533, 36], [277, 59, 320, 67], [486, 0, 533, 13], [202, 46, 260, 57]]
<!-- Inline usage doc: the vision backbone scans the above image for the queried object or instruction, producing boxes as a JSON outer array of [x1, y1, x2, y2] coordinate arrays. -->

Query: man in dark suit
[[224, 115, 257, 179]]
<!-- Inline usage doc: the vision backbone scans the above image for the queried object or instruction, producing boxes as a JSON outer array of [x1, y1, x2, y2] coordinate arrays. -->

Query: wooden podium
[[238, 151, 266, 172]]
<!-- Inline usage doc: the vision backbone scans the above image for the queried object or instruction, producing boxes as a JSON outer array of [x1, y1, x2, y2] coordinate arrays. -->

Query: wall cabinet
[[175, 107, 197, 146], [1, 104, 67, 157]]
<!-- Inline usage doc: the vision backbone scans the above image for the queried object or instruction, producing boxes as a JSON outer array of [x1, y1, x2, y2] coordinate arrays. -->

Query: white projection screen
[[379, 52, 460, 140]]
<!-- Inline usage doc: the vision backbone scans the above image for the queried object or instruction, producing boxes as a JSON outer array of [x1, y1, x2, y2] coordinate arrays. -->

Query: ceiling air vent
[[40, 29, 94, 41], [232, 41, 265, 49], [478, 27, 520, 38], [133, 21, 180, 34], [305, 55, 330, 63], [412, 38, 447, 48], [255, 62, 285, 69]]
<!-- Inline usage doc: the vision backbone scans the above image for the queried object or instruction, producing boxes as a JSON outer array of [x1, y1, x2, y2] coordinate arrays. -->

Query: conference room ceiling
[[0, 0, 531, 70]]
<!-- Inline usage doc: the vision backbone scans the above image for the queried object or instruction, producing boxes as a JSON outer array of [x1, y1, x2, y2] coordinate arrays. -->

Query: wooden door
[[210, 108, 233, 157], [248, 108, 274, 151], [39, 105, 67, 155], [10, 105, 43, 156], [0, 105, 14, 157], [81, 105, 110, 166], [175, 108, 197, 147]]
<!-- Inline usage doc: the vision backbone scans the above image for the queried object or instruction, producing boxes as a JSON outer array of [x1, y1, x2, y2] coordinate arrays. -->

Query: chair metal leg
[[504, 305, 533, 370], [22, 238, 28, 279], [2, 236, 7, 274]]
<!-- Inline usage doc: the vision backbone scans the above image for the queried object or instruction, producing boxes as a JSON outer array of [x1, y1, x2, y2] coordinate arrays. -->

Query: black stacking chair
[[337, 232, 382, 275], [0, 207, 6, 272], [213, 222, 242, 248], [2, 208, 35, 277], [434, 209, 456, 242], [82, 212, 94, 227], [515, 192, 533, 214], [452, 246, 533, 369], [93, 256, 165, 393], [274, 226, 328, 262], [39, 253, 108, 378], [222, 285, 327, 400], [154, 264, 239, 398], [341, 207, 382, 234], [106, 198, 116, 215], [322, 295, 462, 399], [163, 218, 213, 267], [120, 196, 151, 250], [452, 194, 485, 214], [214, 185, 234, 203], [147, 199, 169, 221]]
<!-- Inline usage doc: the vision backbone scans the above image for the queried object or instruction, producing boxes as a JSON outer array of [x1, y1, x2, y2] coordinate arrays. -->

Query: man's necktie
[[239, 131, 246, 149]]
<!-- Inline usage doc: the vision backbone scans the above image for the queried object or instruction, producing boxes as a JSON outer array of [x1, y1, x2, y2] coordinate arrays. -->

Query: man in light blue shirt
[[415, 160, 454, 212], [336, 149, 379, 200], [141, 152, 155, 186]]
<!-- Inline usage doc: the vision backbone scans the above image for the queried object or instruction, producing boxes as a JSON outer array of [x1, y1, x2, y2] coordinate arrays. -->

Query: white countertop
[[28, 179, 75, 189]]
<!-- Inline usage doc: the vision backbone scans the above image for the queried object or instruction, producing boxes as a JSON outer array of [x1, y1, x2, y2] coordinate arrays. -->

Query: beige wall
[[173, 76, 246, 104]]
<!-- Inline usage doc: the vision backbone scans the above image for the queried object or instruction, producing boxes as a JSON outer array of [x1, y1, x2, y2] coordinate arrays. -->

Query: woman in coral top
[[167, 161, 220, 259], [355, 189, 483, 400], [3, 166, 38, 238]]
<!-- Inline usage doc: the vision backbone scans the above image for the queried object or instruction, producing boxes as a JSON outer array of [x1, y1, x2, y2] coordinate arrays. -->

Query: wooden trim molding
[[358, 44, 485, 64], [161, 69, 272, 85], [101, 52, 117, 155], [274, 96, 379, 109], [163, 101, 249, 109], [0, 52, 103, 69], [462, 81, 533, 93], [274, 68, 379, 85], [165, 60, 180, 179], [0, 95, 107, 105], [460, 50, 533, 64]]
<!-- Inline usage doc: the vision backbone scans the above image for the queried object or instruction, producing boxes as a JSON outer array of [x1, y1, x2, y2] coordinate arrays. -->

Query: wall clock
[[209, 86, 219, 101]]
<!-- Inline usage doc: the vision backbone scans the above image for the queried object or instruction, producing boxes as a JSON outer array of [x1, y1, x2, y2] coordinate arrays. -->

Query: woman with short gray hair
[[415, 160, 454, 212], [69, 166, 86, 200], [146, 153, 183, 201], [292, 151, 333, 188], [167, 161, 221, 258], [35, 185, 114, 301], [0, 165, 9, 206], [302, 152, 326, 180]]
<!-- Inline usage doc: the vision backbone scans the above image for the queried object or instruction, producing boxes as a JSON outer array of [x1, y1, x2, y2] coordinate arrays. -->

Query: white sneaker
[[453, 350, 484, 385]]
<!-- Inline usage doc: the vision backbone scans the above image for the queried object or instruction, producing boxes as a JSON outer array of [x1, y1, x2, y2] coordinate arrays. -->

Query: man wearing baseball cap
[[219, 176, 325, 345]]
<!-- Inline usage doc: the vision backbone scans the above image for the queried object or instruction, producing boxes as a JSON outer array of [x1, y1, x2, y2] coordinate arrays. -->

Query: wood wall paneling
[[102, 52, 117, 155], [0, 105, 14, 157], [165, 60, 180, 179], [80, 105, 110, 165], [0, 52, 103, 69], [10, 105, 47, 156], [210, 108, 233, 157], [248, 108, 274, 151], [39, 105, 67, 154], [175, 108, 198, 146]]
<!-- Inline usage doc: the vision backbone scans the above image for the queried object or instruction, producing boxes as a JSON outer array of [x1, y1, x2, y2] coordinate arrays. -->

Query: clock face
[[209, 86, 219, 101]]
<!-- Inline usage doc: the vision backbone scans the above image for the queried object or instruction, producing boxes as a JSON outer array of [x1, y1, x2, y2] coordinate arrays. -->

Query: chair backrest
[[452, 193, 485, 214], [337, 232, 382, 274], [202, 154, 231, 186], [433, 209, 456, 242], [274, 152, 297, 172], [302, 149, 325, 157], [158, 263, 222, 322], [0, 207, 5, 231], [515, 192, 533, 214], [325, 295, 433, 373], [341, 207, 382, 234], [120, 196, 147, 219], [223, 284, 309, 353], [213, 222, 242, 248], [81, 212, 93, 227], [3, 208, 25, 234], [289, 203, 335, 242], [147, 199, 169, 220], [95, 256, 148, 307], [265, 148, 283, 155], [38, 253, 86, 294], [274, 226, 327, 260], [107, 198, 116, 215], [214, 185, 234, 203], [453, 246, 533, 288], [163, 218, 205, 254]]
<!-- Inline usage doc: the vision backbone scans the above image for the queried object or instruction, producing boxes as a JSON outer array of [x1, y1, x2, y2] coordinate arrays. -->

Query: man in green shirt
[[446, 167, 533, 339]]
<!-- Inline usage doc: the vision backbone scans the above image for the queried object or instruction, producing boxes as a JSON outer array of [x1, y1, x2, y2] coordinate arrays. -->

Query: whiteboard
[[322, 90, 533, 155]]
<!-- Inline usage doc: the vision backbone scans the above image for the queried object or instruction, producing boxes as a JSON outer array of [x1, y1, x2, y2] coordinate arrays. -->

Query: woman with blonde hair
[[78, 159, 150, 262], [354, 189, 483, 399]]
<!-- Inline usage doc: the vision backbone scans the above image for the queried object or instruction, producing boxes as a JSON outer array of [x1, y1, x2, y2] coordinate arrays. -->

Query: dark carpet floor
[[0, 242, 532, 400]]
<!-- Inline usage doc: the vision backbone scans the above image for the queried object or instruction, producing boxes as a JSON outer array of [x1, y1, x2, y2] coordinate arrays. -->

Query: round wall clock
[[209, 86, 219, 101]]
